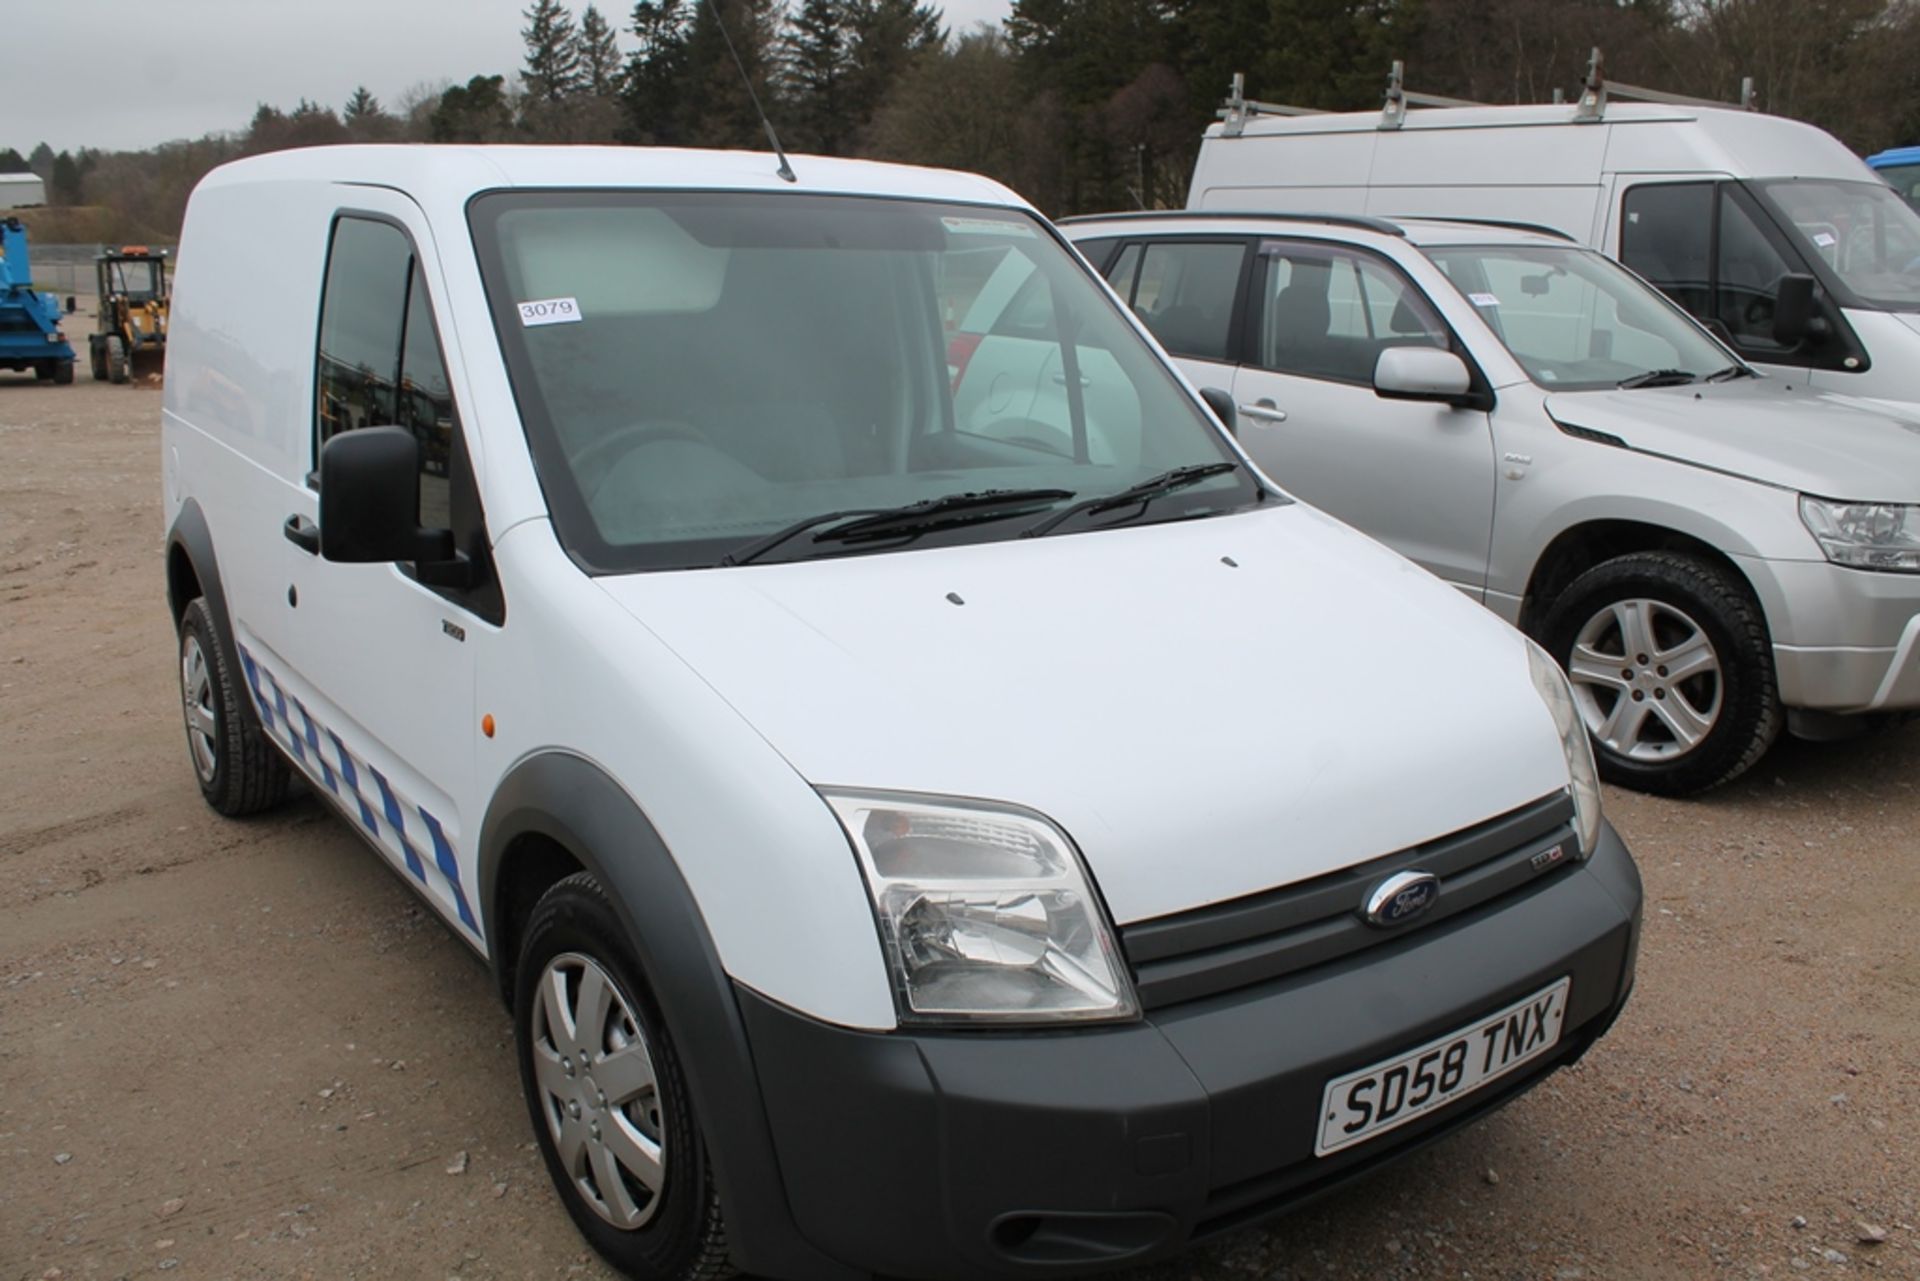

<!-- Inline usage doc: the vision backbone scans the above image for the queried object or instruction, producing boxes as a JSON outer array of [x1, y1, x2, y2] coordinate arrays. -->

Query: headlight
[[1800, 496, 1920, 572], [1526, 641, 1603, 857], [822, 790, 1139, 1026]]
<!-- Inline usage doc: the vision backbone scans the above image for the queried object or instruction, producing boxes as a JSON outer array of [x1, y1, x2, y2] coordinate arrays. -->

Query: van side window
[[1124, 242, 1245, 362], [315, 217, 461, 519], [316, 219, 411, 445], [1620, 184, 1714, 323], [1256, 244, 1444, 385]]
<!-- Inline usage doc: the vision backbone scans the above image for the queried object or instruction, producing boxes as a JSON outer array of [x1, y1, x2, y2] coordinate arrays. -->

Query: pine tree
[[50, 151, 81, 205], [0, 149, 27, 174], [578, 5, 624, 97], [523, 0, 584, 104], [343, 86, 382, 125], [844, 0, 945, 145], [782, 0, 851, 153], [622, 0, 694, 142], [28, 142, 54, 180]]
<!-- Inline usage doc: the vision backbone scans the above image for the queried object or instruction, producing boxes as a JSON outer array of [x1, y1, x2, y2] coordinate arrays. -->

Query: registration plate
[[1315, 977, 1570, 1157]]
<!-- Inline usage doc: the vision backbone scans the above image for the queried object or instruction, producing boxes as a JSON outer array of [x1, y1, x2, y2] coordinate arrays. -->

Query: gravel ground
[[2, 376, 1917, 1281]]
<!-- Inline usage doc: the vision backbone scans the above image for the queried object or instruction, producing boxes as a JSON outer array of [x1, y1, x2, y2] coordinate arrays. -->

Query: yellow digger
[[89, 246, 169, 383]]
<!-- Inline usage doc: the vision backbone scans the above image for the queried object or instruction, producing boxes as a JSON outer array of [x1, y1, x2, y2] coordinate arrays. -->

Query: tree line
[[8, 0, 1920, 242]]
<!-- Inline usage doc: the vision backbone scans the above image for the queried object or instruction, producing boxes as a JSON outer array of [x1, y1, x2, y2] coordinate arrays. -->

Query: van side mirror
[[1772, 273, 1828, 346], [318, 427, 456, 566], [1199, 386, 1237, 435], [1374, 347, 1473, 406]]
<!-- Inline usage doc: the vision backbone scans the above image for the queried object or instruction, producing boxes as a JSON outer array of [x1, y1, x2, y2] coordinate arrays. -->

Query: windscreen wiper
[[1617, 368, 1699, 389], [1703, 364, 1755, 382], [721, 488, 1073, 566], [1021, 462, 1240, 539]]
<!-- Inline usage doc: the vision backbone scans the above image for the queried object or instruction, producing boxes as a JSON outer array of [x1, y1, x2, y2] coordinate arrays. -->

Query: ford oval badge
[[1362, 870, 1440, 928]]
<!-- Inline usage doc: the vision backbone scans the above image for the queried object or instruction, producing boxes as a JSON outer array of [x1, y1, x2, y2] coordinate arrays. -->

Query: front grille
[[1121, 793, 1576, 1010]]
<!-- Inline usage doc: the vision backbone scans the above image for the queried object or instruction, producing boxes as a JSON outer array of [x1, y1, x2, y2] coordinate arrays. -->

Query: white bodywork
[[165, 147, 1576, 1032], [1188, 102, 1920, 405], [1063, 214, 1920, 719]]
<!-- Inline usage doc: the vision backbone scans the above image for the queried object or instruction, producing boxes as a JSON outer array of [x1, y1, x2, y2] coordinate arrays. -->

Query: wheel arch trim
[[477, 750, 861, 1281]]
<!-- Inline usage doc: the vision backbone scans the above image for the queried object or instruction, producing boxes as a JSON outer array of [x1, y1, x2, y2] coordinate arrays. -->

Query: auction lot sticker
[[518, 297, 582, 326]]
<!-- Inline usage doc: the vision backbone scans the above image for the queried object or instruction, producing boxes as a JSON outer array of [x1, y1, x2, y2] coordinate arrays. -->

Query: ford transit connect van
[[163, 146, 1639, 1281], [1190, 95, 1920, 409]]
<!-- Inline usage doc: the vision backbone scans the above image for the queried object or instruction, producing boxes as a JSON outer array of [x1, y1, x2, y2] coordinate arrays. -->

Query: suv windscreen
[[1754, 178, 1920, 310], [1427, 244, 1735, 390], [469, 191, 1256, 572]]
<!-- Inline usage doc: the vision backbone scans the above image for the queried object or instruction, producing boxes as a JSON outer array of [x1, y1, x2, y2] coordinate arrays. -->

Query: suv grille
[[1121, 793, 1576, 1011]]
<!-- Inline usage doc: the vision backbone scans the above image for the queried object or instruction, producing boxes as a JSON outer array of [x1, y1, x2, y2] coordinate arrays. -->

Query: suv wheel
[[178, 597, 291, 815], [514, 872, 735, 1281], [1540, 551, 1780, 795]]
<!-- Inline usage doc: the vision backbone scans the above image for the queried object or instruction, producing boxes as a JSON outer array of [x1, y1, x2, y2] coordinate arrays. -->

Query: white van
[[163, 145, 1638, 1281], [1189, 95, 1920, 407]]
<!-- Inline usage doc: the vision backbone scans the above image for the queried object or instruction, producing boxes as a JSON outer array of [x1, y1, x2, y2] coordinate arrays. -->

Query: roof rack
[[1573, 47, 1757, 122], [1393, 216, 1576, 241], [1379, 61, 1484, 130], [1056, 209, 1408, 238], [1217, 73, 1323, 137]]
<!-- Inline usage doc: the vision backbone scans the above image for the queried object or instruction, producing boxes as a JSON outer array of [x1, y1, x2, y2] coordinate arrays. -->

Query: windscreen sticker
[[518, 297, 582, 326], [1469, 292, 1501, 307], [1812, 231, 1838, 248], [941, 216, 1036, 238]]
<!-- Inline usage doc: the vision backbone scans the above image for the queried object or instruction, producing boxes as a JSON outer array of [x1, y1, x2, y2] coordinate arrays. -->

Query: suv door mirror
[[1374, 347, 1472, 405], [1199, 386, 1237, 435], [1772, 273, 1827, 346], [318, 427, 456, 565]]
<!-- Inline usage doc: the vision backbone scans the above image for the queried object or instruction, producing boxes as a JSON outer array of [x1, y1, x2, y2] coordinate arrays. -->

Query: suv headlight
[[823, 790, 1139, 1026], [1527, 641, 1603, 857], [1800, 496, 1920, 572]]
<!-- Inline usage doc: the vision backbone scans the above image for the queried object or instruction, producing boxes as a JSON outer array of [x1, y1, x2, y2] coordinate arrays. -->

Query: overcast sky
[[11, 0, 1014, 155]]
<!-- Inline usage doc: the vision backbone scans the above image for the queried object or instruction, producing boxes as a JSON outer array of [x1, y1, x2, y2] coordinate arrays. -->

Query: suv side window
[[315, 217, 461, 521], [1116, 242, 1245, 362], [1256, 243, 1444, 384]]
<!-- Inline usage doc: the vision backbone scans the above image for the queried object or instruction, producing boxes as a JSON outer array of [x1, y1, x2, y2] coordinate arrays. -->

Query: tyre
[[89, 339, 107, 382], [514, 872, 734, 1281], [107, 335, 129, 384], [1540, 551, 1781, 795], [178, 597, 291, 816], [51, 359, 74, 386], [34, 360, 52, 383]]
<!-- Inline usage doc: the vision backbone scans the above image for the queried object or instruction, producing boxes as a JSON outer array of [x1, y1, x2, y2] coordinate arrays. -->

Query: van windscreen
[[1757, 179, 1920, 310], [468, 191, 1257, 572]]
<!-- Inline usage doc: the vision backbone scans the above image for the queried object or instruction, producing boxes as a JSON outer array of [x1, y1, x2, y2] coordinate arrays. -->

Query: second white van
[[1189, 93, 1920, 410]]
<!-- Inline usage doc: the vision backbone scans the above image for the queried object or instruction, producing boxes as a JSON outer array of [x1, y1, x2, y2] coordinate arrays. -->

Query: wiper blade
[[1703, 364, 1754, 382], [720, 488, 1072, 566], [1022, 462, 1240, 539], [1616, 368, 1699, 389], [816, 488, 1074, 543]]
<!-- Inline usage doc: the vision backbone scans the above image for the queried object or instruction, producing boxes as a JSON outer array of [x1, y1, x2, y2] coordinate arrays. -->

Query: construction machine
[[90, 246, 169, 383], [0, 218, 77, 385]]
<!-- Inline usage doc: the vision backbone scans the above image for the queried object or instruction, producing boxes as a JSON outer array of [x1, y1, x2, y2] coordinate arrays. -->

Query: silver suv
[[1064, 212, 1920, 794]]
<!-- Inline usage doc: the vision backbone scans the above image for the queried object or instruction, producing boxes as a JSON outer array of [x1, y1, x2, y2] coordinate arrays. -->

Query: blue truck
[[0, 217, 76, 385], [1866, 145, 1920, 211]]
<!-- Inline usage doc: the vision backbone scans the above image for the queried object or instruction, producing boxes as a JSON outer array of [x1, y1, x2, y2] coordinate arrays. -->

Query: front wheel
[[51, 359, 74, 386], [1539, 551, 1780, 795], [514, 872, 735, 1281], [107, 335, 129, 384]]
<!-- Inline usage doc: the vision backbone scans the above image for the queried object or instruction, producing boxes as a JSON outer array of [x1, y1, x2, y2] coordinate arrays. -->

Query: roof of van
[[192, 145, 1027, 209], [1202, 101, 1871, 184]]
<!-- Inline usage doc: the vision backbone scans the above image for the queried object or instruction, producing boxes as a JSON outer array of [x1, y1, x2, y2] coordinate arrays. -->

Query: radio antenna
[[704, 0, 796, 183]]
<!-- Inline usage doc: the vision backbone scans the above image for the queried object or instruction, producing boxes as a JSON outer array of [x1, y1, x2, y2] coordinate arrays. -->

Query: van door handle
[[283, 515, 319, 555], [1237, 400, 1288, 423]]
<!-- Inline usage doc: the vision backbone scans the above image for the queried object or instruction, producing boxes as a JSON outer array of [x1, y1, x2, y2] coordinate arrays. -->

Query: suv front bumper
[[1753, 558, 1920, 712], [736, 822, 1641, 1281]]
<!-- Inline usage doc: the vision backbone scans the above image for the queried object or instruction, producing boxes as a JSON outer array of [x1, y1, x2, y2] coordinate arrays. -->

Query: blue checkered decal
[[238, 643, 478, 937]]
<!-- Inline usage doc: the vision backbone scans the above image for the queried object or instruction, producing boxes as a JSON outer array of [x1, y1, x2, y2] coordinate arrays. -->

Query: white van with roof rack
[[162, 144, 1638, 1281], [1188, 61, 1920, 410]]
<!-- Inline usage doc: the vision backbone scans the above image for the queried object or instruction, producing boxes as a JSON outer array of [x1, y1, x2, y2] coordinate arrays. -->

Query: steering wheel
[[568, 420, 707, 478]]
